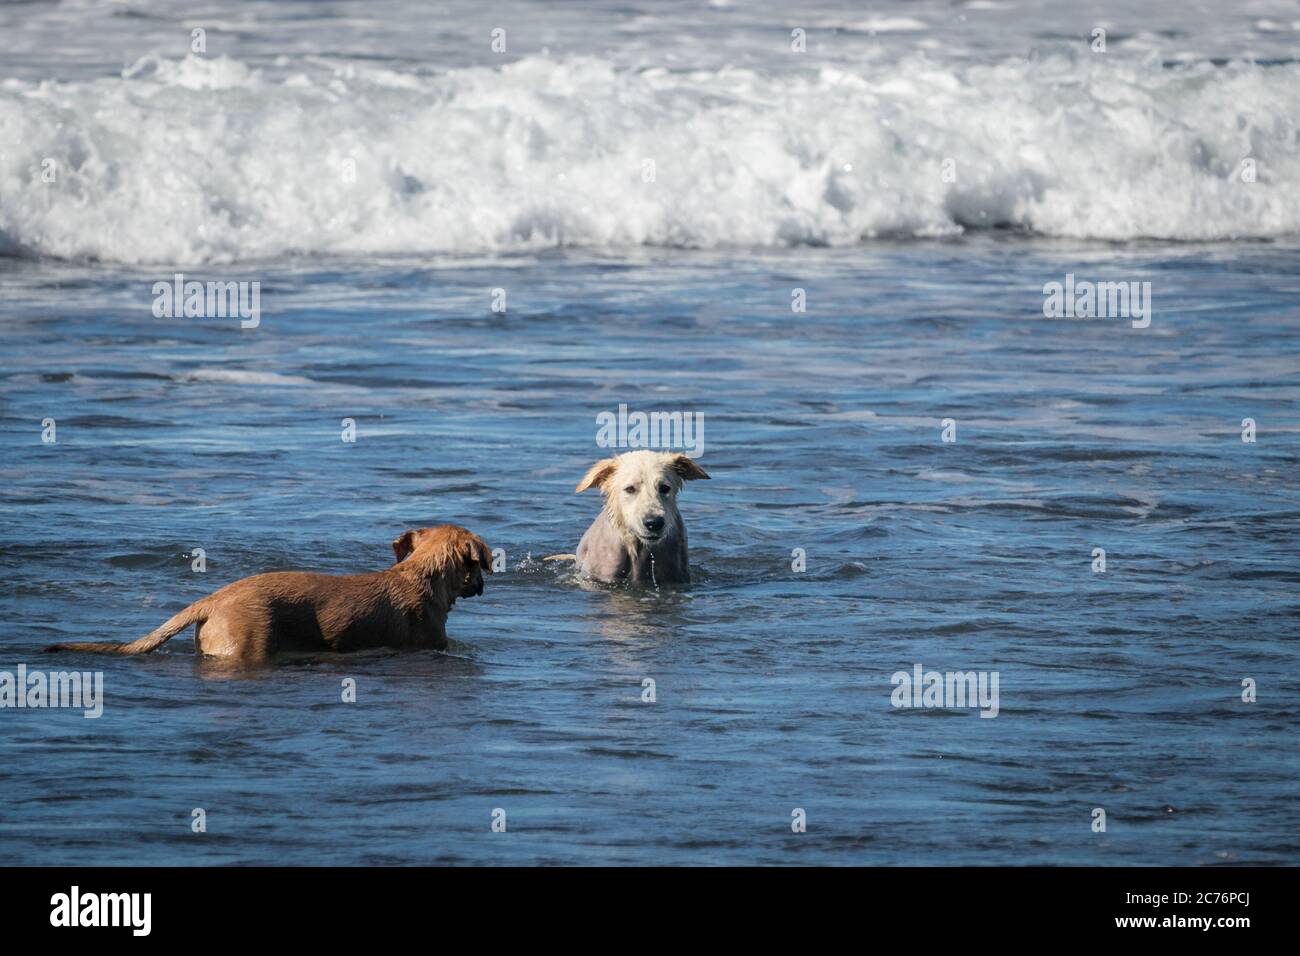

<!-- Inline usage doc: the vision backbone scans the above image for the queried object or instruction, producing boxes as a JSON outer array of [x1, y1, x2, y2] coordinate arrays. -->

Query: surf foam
[[1, 51, 1297, 263]]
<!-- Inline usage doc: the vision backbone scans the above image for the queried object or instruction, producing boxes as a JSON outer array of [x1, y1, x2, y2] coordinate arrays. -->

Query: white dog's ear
[[670, 455, 710, 482], [576, 458, 619, 493]]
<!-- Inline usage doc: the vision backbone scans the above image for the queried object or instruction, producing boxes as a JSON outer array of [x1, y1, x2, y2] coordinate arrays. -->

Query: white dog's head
[[576, 450, 710, 544]]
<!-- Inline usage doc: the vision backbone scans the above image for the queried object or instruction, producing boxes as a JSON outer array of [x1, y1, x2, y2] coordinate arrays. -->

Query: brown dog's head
[[392, 524, 493, 599]]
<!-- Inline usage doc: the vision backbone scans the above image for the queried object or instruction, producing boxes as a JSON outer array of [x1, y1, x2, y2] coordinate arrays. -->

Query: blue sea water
[[1, 1, 1298, 865], [3, 240, 1297, 865]]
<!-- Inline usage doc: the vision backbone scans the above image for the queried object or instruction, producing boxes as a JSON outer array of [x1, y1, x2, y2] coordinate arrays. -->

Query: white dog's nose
[[644, 515, 665, 535]]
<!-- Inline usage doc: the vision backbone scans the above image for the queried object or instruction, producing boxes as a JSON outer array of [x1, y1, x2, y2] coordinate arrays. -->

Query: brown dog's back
[[47, 525, 492, 662]]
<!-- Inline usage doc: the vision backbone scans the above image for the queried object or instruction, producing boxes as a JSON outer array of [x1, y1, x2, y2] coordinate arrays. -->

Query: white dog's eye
[[658, 483, 671, 495], [625, 485, 637, 494]]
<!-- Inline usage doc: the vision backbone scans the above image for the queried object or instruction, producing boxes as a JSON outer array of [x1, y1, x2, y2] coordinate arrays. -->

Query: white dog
[[560, 450, 710, 584]]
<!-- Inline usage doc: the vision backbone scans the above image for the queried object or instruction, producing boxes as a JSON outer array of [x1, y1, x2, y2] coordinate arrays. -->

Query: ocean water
[[1, 1, 1298, 865]]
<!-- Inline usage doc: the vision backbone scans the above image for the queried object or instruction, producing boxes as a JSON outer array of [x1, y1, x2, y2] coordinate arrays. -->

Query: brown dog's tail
[[46, 600, 211, 655]]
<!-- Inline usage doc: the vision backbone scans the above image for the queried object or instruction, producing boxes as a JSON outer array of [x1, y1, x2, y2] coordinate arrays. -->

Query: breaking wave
[[1, 50, 1298, 263]]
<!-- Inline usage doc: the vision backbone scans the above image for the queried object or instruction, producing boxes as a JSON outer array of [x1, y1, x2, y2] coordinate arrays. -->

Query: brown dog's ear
[[462, 536, 494, 574], [392, 530, 418, 563], [576, 458, 619, 493], [670, 455, 710, 481]]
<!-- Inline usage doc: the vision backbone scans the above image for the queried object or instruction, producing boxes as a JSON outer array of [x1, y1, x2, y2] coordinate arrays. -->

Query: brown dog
[[46, 525, 492, 662]]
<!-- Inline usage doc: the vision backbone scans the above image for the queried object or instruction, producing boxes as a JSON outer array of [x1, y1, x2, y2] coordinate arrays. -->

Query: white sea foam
[[178, 369, 315, 386], [1, 51, 1297, 263], [842, 17, 930, 32]]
